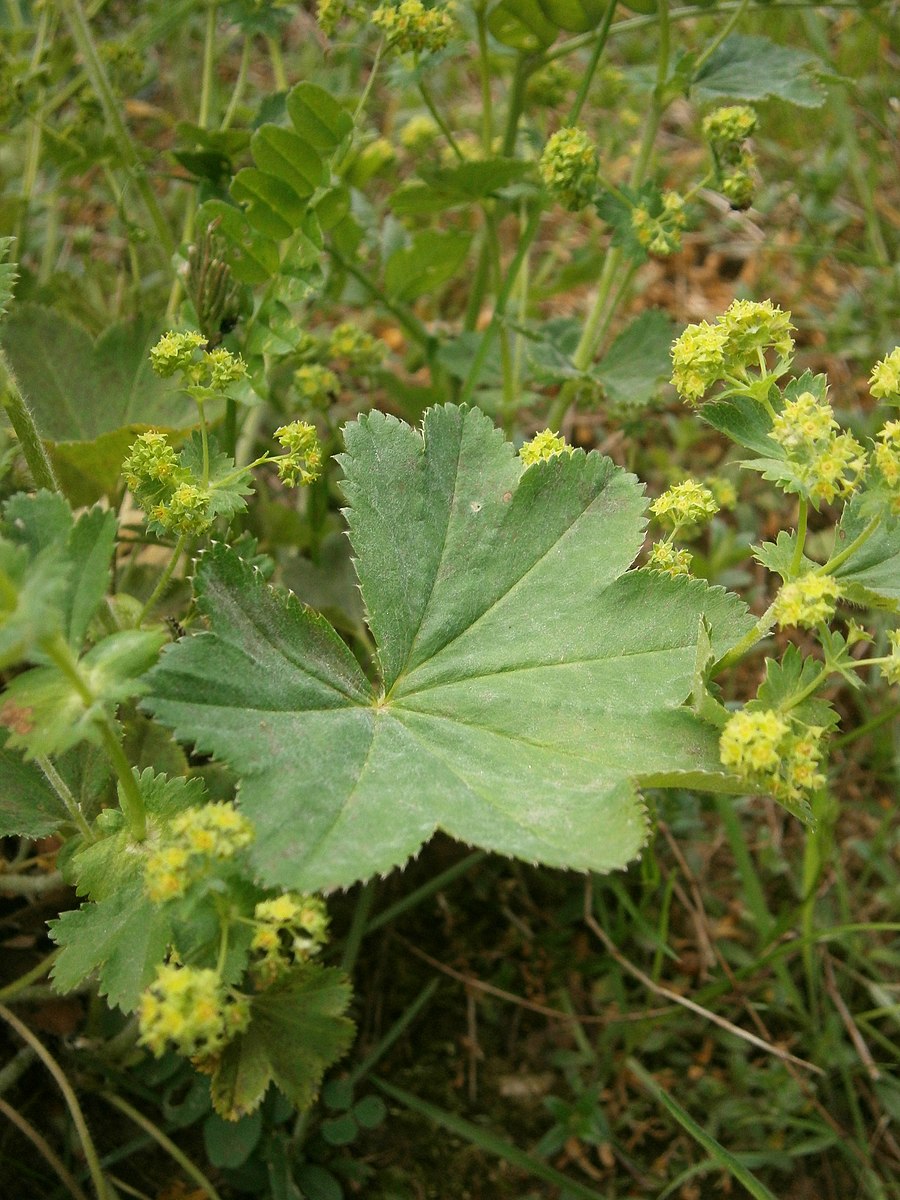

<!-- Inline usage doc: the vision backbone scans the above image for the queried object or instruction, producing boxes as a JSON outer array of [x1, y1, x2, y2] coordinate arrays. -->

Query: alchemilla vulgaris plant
[[0, 0, 897, 1195]]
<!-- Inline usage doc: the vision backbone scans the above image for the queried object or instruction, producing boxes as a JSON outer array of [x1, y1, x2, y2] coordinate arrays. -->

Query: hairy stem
[[0, 347, 60, 491]]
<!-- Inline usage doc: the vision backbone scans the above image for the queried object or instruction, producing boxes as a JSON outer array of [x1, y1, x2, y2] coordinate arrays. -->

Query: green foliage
[[146, 405, 751, 891], [210, 966, 355, 1120], [692, 34, 826, 108]]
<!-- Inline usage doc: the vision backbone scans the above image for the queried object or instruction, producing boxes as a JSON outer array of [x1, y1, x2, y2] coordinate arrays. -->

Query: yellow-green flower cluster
[[646, 541, 693, 577], [150, 331, 246, 395], [294, 363, 339, 408], [372, 0, 455, 54], [123, 431, 214, 537], [519, 428, 575, 467], [882, 630, 900, 685], [873, 420, 900, 510], [251, 893, 329, 987], [328, 323, 385, 371], [768, 391, 866, 507], [702, 106, 758, 210], [670, 321, 729, 405], [870, 348, 900, 404], [274, 421, 323, 487], [317, 0, 354, 36], [705, 476, 737, 510], [650, 479, 719, 531], [138, 964, 250, 1059], [702, 105, 758, 148], [526, 61, 575, 109], [772, 573, 842, 630], [671, 300, 794, 405], [399, 113, 440, 151], [122, 430, 179, 491], [539, 127, 598, 212], [631, 191, 687, 257], [720, 709, 826, 806], [145, 802, 255, 903]]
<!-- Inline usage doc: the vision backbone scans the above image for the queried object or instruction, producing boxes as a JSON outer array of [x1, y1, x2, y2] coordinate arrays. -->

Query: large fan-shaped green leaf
[[145, 406, 751, 892]]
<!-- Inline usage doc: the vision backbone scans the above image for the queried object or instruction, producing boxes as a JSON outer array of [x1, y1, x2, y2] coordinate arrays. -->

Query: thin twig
[[393, 934, 672, 1025], [0, 1096, 91, 1200], [581, 882, 825, 1076], [822, 952, 880, 1081], [0, 1004, 109, 1199]]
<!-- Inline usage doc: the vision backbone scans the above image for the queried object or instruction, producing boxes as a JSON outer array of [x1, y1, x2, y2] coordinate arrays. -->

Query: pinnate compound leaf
[[693, 34, 825, 108], [146, 406, 751, 891], [49, 876, 172, 1012], [210, 966, 354, 1120]]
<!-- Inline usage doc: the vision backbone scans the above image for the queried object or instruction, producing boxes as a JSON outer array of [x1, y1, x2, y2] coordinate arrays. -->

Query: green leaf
[[701, 393, 773, 455], [203, 1109, 263, 1169], [232, 168, 309, 239], [73, 769, 207, 899], [0, 236, 18, 321], [394, 158, 531, 214], [179, 434, 254, 523], [2, 493, 117, 649], [0, 308, 208, 503], [2, 629, 167, 759], [49, 876, 172, 1012], [250, 125, 324, 198], [595, 310, 676, 408], [196, 199, 280, 285], [285, 83, 353, 155], [752, 530, 816, 582], [754, 645, 839, 734], [384, 231, 471, 302], [488, 0, 559, 49], [210, 966, 354, 1120], [693, 34, 826, 108], [146, 405, 751, 892], [832, 492, 900, 607], [0, 733, 69, 837]]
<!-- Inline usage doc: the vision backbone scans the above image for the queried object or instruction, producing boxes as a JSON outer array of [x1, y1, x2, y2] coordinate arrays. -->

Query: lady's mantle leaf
[[145, 405, 751, 891], [211, 966, 354, 1120]]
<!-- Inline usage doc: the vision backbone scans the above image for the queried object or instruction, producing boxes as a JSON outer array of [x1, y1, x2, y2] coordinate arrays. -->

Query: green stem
[[57, 0, 175, 261], [365, 851, 488, 935], [790, 498, 809, 575], [821, 514, 880, 575], [340, 878, 377, 976], [346, 979, 439, 1089], [41, 621, 137, 823], [0, 347, 60, 491], [691, 0, 752, 75], [13, 4, 51, 256], [0, 952, 59, 1002], [501, 54, 531, 157], [39, 756, 93, 838], [199, 3, 218, 130], [328, 247, 433, 353], [566, 0, 616, 126], [713, 600, 777, 673], [418, 77, 464, 162], [220, 36, 251, 130], [165, 1, 219, 320], [267, 34, 288, 90], [100, 1092, 224, 1200], [459, 205, 543, 405], [476, 5, 494, 154], [353, 38, 385, 123], [137, 533, 188, 625], [832, 701, 900, 749], [99, 722, 146, 842]]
